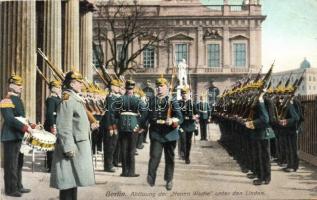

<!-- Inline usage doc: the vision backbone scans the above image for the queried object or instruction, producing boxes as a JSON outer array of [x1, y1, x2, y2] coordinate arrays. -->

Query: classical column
[[197, 26, 204, 68], [36, 0, 62, 122], [63, 0, 80, 71], [223, 27, 230, 69], [249, 20, 256, 70], [43, 0, 62, 74], [80, 2, 94, 79], [0, 1, 36, 122]]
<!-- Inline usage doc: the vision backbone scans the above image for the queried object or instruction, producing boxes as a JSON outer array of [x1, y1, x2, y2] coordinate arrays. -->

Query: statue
[[177, 59, 188, 87]]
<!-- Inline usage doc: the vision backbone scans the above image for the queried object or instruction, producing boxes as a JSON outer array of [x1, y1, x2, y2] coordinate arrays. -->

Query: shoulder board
[[62, 93, 70, 101], [0, 98, 15, 108]]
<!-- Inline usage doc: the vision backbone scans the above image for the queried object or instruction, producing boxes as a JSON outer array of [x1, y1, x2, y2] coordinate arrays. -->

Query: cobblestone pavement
[[1, 124, 317, 200]]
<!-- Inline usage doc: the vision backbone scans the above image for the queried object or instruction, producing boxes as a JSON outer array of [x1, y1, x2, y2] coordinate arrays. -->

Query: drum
[[16, 117, 56, 152]]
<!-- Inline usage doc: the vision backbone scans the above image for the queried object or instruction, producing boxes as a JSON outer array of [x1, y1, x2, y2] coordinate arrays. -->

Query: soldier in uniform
[[117, 80, 147, 177], [146, 76, 183, 190], [279, 98, 300, 172], [207, 80, 220, 110], [50, 70, 96, 200], [0, 74, 33, 197], [245, 93, 274, 185], [178, 86, 198, 164], [141, 80, 155, 143], [44, 80, 62, 172], [197, 94, 211, 141], [100, 79, 121, 172]]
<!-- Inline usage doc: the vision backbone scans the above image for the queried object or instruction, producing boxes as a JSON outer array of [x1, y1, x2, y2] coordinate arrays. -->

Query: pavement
[[1, 124, 317, 200]]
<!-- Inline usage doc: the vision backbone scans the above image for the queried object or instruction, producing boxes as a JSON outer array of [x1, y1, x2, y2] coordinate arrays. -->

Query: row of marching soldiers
[[213, 65, 304, 186], [2, 67, 212, 198]]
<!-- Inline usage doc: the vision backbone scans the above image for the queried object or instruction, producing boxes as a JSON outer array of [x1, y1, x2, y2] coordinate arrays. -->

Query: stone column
[[80, 2, 94, 80], [223, 27, 230, 69], [249, 20, 256, 70], [197, 26, 204, 68], [63, 0, 80, 72], [37, 0, 62, 123], [43, 0, 62, 75], [0, 1, 36, 122]]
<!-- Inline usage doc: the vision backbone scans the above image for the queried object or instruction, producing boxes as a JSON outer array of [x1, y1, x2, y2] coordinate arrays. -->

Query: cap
[[125, 79, 136, 90]]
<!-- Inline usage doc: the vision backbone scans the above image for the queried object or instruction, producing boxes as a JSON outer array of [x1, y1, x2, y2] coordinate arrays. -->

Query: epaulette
[[62, 93, 70, 101], [0, 98, 15, 108]]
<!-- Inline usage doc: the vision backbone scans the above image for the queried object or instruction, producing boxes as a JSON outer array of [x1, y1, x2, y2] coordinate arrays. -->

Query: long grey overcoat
[[50, 89, 95, 190]]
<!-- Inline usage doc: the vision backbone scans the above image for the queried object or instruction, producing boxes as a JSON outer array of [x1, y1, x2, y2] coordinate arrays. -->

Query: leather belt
[[156, 119, 166, 124], [120, 112, 138, 116]]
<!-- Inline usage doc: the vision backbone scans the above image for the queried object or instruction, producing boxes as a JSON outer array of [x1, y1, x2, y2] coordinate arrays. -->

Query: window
[[116, 44, 123, 61], [302, 85, 305, 90], [207, 44, 220, 67], [93, 43, 102, 67], [314, 77, 316, 81], [233, 43, 246, 67], [175, 44, 188, 64], [309, 76, 312, 81], [143, 46, 155, 68]]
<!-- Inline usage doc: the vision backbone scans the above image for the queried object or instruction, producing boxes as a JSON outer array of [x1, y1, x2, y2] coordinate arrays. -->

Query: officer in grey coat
[[147, 76, 183, 191], [50, 70, 96, 200]]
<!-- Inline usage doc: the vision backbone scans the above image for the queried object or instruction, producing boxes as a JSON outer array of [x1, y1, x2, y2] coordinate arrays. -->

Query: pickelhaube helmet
[[63, 69, 83, 88], [8, 73, 23, 86], [156, 74, 168, 86], [49, 80, 62, 89]]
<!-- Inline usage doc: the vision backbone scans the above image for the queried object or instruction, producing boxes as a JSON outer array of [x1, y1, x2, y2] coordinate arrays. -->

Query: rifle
[[36, 66, 50, 85], [167, 67, 176, 119], [278, 70, 305, 119], [37, 48, 98, 124], [92, 64, 109, 86], [246, 61, 274, 121], [37, 48, 65, 80], [253, 65, 264, 83]]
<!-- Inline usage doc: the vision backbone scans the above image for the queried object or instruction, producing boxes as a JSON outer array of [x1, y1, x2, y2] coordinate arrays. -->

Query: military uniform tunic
[[147, 95, 183, 183], [1, 94, 29, 195], [44, 95, 61, 171]]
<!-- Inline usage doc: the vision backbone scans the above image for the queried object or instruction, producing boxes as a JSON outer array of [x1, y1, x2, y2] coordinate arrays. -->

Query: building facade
[[93, 0, 266, 97], [0, 0, 95, 123], [271, 58, 317, 95]]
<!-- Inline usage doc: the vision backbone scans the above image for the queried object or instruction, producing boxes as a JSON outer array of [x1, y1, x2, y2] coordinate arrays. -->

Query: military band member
[[100, 79, 121, 172], [50, 70, 95, 200], [178, 87, 198, 164], [44, 80, 62, 172], [117, 80, 147, 177], [1, 74, 32, 197], [147, 76, 183, 191], [197, 95, 211, 141]]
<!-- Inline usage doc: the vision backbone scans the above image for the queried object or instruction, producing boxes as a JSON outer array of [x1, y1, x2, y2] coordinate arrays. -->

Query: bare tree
[[94, 0, 167, 80]]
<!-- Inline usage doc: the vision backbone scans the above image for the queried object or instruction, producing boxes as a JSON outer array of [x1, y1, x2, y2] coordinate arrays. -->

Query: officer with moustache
[[146, 76, 183, 191], [117, 79, 147, 177], [0, 74, 33, 197], [100, 79, 121, 172], [44, 80, 62, 172], [178, 86, 198, 164]]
